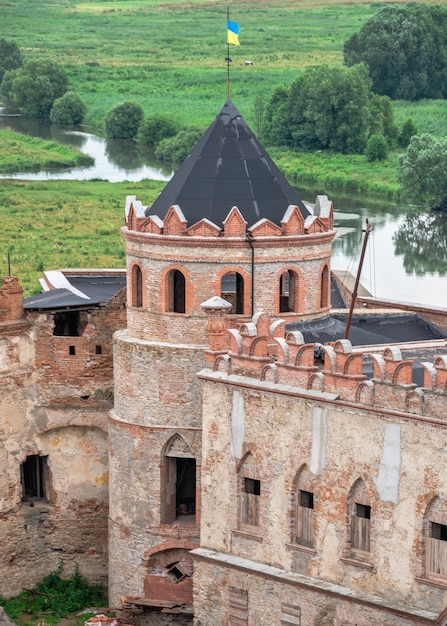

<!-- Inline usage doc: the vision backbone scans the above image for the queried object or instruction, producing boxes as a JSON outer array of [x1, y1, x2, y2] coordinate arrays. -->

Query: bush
[[155, 127, 202, 163], [398, 118, 418, 148], [0, 563, 107, 621], [0, 38, 22, 85], [50, 91, 87, 125], [105, 101, 144, 139], [137, 114, 179, 146], [364, 133, 389, 162], [5, 59, 68, 119]]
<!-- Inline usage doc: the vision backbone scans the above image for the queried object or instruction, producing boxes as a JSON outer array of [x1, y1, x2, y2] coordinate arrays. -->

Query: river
[[1, 111, 446, 309]]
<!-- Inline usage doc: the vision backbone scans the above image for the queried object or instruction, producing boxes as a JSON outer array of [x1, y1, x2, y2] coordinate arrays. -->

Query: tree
[[364, 133, 388, 162], [155, 127, 202, 163], [264, 64, 378, 154], [105, 101, 144, 139], [397, 134, 447, 209], [137, 114, 178, 146], [50, 91, 87, 125], [398, 118, 417, 148], [344, 6, 447, 100], [0, 38, 22, 85], [5, 59, 68, 118]]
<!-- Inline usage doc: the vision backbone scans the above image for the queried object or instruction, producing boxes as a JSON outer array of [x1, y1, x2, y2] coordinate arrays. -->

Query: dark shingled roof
[[148, 99, 310, 228]]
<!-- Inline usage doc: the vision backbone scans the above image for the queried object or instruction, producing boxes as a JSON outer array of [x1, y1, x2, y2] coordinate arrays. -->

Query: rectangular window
[[295, 490, 314, 547], [241, 478, 260, 526], [352, 503, 371, 552], [21, 455, 48, 501], [281, 602, 301, 625], [427, 521, 447, 577], [95, 345, 102, 355], [69, 345, 76, 355], [229, 587, 248, 626]]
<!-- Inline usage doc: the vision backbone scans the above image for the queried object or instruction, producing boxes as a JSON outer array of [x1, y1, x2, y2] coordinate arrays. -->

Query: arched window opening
[[320, 265, 329, 309], [239, 453, 260, 529], [292, 466, 314, 547], [167, 269, 186, 313], [279, 270, 297, 313], [161, 435, 196, 524], [131, 265, 143, 308], [21, 454, 48, 501], [425, 497, 447, 579], [221, 272, 244, 314], [349, 479, 372, 558]]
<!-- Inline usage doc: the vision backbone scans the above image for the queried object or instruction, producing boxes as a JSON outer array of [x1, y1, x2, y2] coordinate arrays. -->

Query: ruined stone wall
[[0, 285, 125, 596], [195, 370, 447, 621], [109, 332, 203, 606], [193, 556, 436, 626]]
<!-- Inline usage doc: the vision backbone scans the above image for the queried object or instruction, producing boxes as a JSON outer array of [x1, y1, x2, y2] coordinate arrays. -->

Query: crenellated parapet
[[201, 305, 447, 420], [125, 196, 333, 240]]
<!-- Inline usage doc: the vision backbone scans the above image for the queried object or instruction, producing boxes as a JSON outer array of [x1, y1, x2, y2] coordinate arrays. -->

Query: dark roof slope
[[287, 313, 447, 347], [148, 100, 310, 228], [24, 274, 126, 310]]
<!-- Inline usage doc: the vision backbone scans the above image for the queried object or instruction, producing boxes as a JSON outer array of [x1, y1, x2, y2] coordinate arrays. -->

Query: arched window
[[320, 265, 329, 309], [292, 466, 314, 547], [131, 264, 143, 308], [424, 497, 447, 579], [239, 453, 260, 529], [161, 435, 196, 524], [279, 270, 298, 313], [167, 269, 186, 313], [348, 479, 372, 558], [221, 271, 244, 314]]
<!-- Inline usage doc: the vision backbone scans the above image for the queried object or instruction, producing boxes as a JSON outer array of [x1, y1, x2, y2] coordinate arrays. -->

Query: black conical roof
[[148, 100, 310, 228]]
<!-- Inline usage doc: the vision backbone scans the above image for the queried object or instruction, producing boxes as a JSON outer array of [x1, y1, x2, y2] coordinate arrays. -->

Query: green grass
[[0, 130, 94, 173], [0, 178, 163, 296], [2, 0, 446, 129]]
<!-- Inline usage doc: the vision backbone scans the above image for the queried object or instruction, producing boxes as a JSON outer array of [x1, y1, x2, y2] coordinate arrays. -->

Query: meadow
[[1, 0, 447, 294]]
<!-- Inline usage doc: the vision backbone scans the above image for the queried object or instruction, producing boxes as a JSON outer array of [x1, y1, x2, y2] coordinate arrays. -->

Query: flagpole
[[227, 6, 231, 99]]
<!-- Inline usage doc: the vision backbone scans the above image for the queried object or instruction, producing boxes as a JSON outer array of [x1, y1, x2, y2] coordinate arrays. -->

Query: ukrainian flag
[[227, 20, 240, 45]]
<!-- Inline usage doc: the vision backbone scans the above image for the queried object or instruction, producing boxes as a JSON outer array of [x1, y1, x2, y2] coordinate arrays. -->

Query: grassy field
[[1, 0, 447, 294], [2, 0, 447, 131], [0, 178, 163, 295], [0, 130, 94, 173]]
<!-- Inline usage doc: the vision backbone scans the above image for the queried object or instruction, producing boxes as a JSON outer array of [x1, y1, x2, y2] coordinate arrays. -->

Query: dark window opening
[[244, 477, 260, 495], [166, 562, 188, 583], [300, 490, 314, 509], [320, 266, 329, 308], [168, 270, 186, 313], [53, 311, 85, 336], [431, 522, 447, 541], [279, 270, 297, 313], [69, 345, 75, 355], [95, 345, 102, 355], [356, 503, 371, 519], [21, 455, 48, 500], [132, 265, 143, 308], [176, 458, 196, 517], [221, 272, 244, 314]]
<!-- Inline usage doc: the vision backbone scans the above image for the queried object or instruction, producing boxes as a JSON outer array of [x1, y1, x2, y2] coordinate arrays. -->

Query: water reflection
[[0, 108, 172, 182], [393, 211, 447, 276]]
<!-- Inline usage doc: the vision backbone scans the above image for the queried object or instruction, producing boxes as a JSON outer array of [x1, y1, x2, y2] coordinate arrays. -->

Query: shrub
[[364, 133, 389, 162], [50, 91, 87, 125], [155, 127, 202, 163], [137, 114, 179, 146], [398, 118, 418, 148], [105, 101, 144, 139]]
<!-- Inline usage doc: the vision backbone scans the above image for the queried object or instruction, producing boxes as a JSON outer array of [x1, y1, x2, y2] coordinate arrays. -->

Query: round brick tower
[[109, 100, 335, 608]]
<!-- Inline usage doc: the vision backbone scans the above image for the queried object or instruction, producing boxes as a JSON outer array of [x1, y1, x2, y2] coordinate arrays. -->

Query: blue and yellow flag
[[227, 19, 240, 45]]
